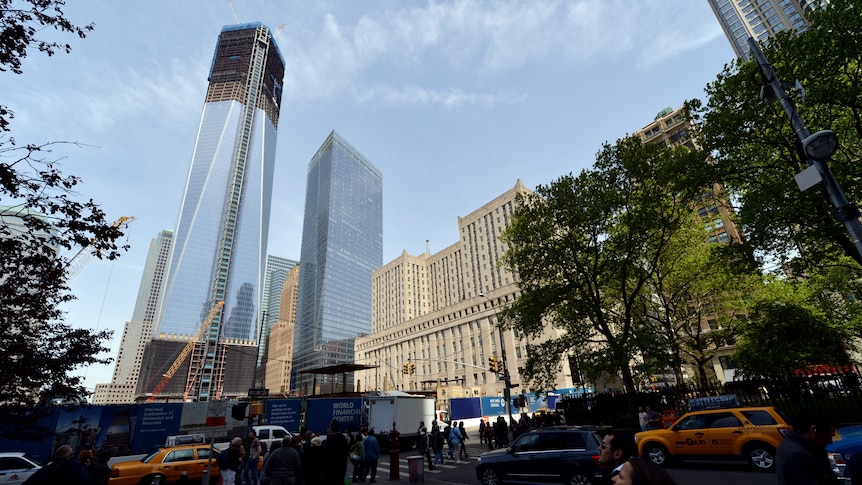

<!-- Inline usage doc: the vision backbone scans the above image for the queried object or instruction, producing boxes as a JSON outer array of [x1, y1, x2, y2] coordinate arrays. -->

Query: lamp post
[[747, 37, 862, 260], [479, 293, 514, 428]]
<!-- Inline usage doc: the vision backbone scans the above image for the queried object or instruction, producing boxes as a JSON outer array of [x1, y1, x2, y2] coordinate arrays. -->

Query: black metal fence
[[556, 364, 862, 429]]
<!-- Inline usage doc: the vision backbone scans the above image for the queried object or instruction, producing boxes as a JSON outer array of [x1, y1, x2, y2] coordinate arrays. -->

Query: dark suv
[[475, 426, 606, 485]]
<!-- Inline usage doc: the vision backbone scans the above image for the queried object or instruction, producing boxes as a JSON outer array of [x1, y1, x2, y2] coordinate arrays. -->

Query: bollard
[[389, 427, 400, 481]]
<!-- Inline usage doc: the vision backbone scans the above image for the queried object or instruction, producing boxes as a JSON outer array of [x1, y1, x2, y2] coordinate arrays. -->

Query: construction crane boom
[[66, 215, 136, 281], [147, 301, 224, 402]]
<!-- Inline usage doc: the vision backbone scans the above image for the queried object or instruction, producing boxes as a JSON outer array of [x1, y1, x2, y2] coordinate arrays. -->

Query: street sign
[[248, 388, 270, 398]]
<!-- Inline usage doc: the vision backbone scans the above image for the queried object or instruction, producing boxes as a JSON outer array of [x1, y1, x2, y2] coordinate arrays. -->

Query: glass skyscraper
[[291, 131, 383, 394], [145, 23, 285, 401]]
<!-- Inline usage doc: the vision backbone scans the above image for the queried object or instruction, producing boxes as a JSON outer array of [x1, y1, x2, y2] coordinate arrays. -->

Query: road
[[360, 440, 776, 485]]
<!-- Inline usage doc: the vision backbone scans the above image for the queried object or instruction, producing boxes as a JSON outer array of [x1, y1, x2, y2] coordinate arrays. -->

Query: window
[[708, 412, 743, 428], [741, 410, 778, 425], [164, 449, 195, 463], [197, 448, 213, 460], [676, 415, 707, 430]]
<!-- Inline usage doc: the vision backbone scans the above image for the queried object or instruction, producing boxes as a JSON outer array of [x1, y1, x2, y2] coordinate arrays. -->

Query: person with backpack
[[217, 437, 245, 485], [417, 421, 434, 470], [442, 422, 453, 460], [431, 420, 445, 466]]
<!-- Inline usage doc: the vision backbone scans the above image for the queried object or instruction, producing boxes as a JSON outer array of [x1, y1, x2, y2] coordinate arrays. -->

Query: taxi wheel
[[644, 443, 670, 466], [139, 474, 166, 485], [744, 442, 776, 471]]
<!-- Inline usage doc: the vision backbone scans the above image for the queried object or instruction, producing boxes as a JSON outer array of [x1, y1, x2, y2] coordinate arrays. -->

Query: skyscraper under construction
[[137, 23, 285, 402]]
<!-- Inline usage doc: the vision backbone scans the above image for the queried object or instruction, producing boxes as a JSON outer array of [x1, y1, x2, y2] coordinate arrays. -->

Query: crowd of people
[[21, 445, 111, 485]]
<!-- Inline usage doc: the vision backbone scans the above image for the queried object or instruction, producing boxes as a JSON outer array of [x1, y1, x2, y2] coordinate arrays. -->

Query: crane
[[66, 215, 136, 281], [147, 301, 225, 402], [226, 0, 241, 23]]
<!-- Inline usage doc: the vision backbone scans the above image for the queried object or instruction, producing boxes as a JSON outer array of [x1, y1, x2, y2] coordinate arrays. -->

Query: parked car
[[253, 425, 292, 450], [0, 452, 42, 485], [109, 444, 221, 485], [827, 424, 862, 480], [635, 406, 791, 471], [475, 426, 606, 485]]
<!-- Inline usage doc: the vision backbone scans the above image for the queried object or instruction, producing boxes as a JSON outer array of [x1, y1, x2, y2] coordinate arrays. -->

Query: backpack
[[216, 449, 230, 469]]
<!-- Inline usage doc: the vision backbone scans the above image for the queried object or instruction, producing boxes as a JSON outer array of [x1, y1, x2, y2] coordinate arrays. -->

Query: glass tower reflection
[[151, 23, 284, 401], [291, 131, 383, 394]]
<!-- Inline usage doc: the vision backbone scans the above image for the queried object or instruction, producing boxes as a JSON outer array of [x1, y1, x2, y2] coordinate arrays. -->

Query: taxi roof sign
[[688, 394, 739, 411]]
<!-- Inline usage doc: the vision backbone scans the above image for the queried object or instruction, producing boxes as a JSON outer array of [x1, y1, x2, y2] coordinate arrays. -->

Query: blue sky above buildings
[[0, 0, 736, 392]]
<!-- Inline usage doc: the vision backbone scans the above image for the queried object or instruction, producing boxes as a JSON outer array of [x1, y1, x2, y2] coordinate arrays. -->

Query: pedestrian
[[484, 420, 494, 450], [442, 421, 454, 459], [776, 410, 839, 485], [217, 437, 245, 485], [362, 428, 380, 483], [431, 420, 445, 465], [262, 436, 302, 485], [449, 421, 463, 464], [260, 441, 281, 485], [302, 435, 325, 484], [598, 430, 637, 480], [23, 445, 93, 485], [638, 407, 649, 432], [645, 406, 661, 430], [244, 430, 262, 485], [479, 419, 486, 445], [417, 421, 435, 470], [494, 416, 508, 449], [458, 422, 469, 459], [324, 420, 350, 485], [87, 450, 111, 485], [611, 457, 678, 485], [350, 431, 365, 482]]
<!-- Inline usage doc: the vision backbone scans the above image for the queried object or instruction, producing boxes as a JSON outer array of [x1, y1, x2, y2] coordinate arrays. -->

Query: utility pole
[[747, 37, 862, 260], [479, 293, 514, 428]]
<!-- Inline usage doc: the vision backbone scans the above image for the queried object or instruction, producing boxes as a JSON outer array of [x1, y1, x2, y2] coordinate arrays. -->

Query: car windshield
[[23, 454, 42, 466], [141, 451, 162, 463]]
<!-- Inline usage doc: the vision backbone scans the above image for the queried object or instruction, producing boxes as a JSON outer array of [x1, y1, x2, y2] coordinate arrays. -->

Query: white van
[[252, 425, 292, 450]]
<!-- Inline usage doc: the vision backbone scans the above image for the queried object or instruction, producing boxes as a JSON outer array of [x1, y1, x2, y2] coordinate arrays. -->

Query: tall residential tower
[[708, 0, 824, 59], [291, 131, 383, 394], [137, 23, 285, 402]]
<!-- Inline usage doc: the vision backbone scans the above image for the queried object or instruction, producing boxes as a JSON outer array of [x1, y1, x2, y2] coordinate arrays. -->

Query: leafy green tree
[[732, 278, 851, 379], [638, 210, 760, 388], [500, 137, 700, 404], [685, 0, 862, 271], [1, 3, 125, 439]]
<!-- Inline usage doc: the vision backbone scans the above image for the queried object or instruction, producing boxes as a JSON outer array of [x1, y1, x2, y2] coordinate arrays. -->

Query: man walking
[[244, 430, 261, 485], [776, 410, 839, 484], [362, 428, 381, 483], [597, 430, 637, 480]]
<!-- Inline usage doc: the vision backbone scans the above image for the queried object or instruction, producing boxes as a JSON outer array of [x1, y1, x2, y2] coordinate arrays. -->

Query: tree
[[1, 1, 94, 129], [685, 0, 862, 272], [499, 137, 700, 405], [637, 211, 760, 388], [1, 3, 125, 439], [731, 278, 851, 379]]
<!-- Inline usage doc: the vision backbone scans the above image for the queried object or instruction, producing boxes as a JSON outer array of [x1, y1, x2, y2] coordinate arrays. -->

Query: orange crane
[[147, 301, 224, 402]]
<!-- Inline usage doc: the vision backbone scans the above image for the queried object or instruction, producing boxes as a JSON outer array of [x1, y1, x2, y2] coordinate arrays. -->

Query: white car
[[253, 425, 293, 450], [0, 452, 42, 484]]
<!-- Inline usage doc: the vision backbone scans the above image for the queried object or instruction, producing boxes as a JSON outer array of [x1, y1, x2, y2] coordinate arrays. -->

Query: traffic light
[[488, 356, 497, 372], [402, 364, 409, 375], [231, 403, 247, 420], [409, 363, 416, 375]]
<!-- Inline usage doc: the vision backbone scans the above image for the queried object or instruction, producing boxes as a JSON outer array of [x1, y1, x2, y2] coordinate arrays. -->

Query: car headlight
[[477, 457, 482, 465]]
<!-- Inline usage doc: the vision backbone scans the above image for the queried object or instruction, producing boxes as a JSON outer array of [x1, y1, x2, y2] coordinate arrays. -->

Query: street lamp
[[479, 292, 514, 428], [747, 37, 862, 260]]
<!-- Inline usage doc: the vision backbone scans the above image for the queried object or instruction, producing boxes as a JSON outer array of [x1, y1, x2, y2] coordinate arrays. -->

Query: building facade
[[257, 255, 299, 369], [291, 131, 383, 394], [261, 264, 300, 393], [635, 105, 744, 384], [708, 0, 824, 59], [93, 230, 172, 404], [355, 181, 577, 411], [138, 23, 285, 402]]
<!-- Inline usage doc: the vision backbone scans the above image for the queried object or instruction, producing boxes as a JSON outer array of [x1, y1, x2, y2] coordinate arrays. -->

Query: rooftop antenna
[[226, 0, 241, 23], [426, 239, 430, 255]]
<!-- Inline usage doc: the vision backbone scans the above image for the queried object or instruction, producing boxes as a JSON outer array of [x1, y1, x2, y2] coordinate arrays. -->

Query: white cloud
[[276, 0, 723, 106]]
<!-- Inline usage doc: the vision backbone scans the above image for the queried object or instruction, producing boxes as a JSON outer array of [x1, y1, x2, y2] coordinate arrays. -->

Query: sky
[[1, 0, 737, 394]]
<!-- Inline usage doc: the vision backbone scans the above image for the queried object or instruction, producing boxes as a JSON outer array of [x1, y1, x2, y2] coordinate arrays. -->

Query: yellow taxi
[[635, 406, 791, 471], [109, 444, 220, 485]]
